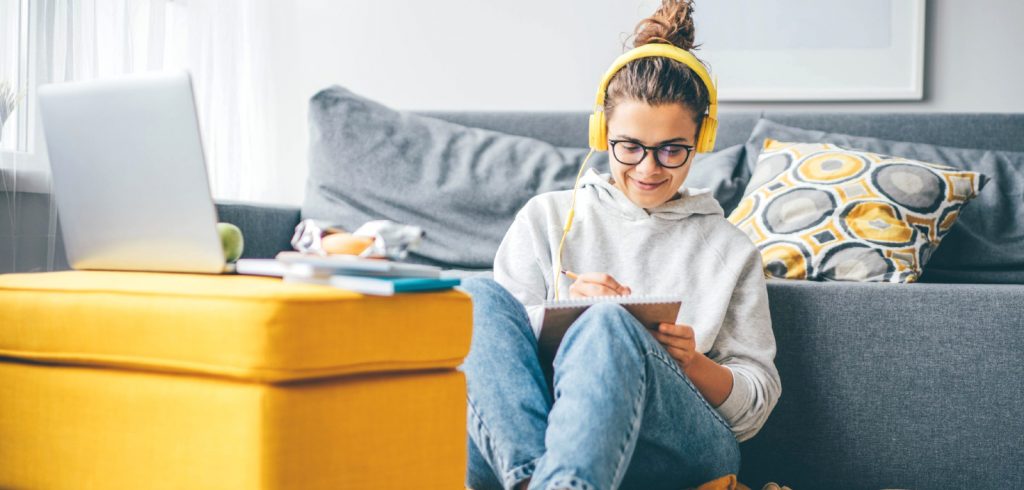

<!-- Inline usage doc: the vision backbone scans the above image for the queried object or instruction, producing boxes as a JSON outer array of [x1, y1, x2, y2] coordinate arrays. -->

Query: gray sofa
[[217, 112, 1024, 490]]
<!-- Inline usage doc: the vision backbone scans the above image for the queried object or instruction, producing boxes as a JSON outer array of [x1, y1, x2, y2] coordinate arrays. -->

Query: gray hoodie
[[493, 167, 781, 442]]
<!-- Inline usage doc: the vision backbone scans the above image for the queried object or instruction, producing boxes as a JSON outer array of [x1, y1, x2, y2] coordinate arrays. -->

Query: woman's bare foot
[[515, 477, 531, 490]]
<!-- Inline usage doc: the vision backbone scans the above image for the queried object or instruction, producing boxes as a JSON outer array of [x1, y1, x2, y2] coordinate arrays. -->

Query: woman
[[460, 2, 781, 489]]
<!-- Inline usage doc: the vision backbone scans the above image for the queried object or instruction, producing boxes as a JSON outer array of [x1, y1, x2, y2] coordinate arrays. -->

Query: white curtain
[[1, 0, 275, 273], [163, 0, 277, 203]]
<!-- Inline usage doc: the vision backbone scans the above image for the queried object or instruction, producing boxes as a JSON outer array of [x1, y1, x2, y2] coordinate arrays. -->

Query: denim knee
[[565, 303, 647, 348]]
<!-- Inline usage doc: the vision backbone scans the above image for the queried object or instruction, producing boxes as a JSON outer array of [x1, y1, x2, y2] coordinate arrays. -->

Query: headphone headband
[[588, 43, 718, 153]]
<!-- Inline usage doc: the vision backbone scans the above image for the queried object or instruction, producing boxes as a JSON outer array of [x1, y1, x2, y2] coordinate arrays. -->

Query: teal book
[[285, 273, 460, 296]]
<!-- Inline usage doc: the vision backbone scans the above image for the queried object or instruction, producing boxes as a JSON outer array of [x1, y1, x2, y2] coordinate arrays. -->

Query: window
[[1, 0, 278, 202], [0, 0, 28, 154]]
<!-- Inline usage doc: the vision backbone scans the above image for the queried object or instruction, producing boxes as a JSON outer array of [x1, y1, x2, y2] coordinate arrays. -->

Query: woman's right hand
[[568, 272, 632, 299]]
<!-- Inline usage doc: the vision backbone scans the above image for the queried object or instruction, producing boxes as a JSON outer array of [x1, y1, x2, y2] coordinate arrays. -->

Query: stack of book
[[235, 252, 459, 296]]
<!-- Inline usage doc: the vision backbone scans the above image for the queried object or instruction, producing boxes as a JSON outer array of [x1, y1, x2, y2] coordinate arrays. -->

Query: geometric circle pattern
[[818, 243, 893, 281], [795, 151, 869, 184], [839, 201, 916, 246], [871, 163, 946, 213], [727, 139, 987, 283], [760, 241, 811, 279], [763, 188, 836, 234], [747, 152, 793, 191]]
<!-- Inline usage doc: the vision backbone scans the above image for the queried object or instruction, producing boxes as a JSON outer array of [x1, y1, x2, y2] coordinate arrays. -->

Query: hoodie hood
[[578, 168, 724, 221]]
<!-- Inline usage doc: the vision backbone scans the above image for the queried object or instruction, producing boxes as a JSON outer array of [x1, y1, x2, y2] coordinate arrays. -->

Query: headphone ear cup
[[696, 116, 718, 153], [589, 112, 608, 151]]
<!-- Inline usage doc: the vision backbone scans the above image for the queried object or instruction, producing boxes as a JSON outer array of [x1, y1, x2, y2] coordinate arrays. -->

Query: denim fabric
[[460, 277, 740, 490]]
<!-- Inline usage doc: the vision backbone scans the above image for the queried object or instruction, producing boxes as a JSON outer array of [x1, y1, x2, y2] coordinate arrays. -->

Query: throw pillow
[[744, 118, 1024, 284], [303, 85, 746, 269], [728, 139, 988, 283], [683, 143, 748, 215]]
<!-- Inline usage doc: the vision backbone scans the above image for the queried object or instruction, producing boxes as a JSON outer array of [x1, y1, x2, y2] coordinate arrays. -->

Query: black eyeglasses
[[608, 140, 695, 169]]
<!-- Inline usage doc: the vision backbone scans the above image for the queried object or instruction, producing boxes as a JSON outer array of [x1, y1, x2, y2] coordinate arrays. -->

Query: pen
[[562, 269, 632, 296]]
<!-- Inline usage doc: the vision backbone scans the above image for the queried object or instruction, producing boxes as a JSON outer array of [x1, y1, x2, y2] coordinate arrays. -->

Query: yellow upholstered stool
[[0, 271, 472, 489]]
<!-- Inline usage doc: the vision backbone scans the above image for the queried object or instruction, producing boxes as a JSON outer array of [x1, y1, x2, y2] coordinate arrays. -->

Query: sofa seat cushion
[[0, 271, 472, 383]]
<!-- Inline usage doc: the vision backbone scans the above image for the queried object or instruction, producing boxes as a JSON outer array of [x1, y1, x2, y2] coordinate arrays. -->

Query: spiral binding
[[543, 294, 682, 309]]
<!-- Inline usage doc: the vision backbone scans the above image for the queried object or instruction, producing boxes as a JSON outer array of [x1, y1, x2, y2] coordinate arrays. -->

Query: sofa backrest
[[418, 111, 1024, 153]]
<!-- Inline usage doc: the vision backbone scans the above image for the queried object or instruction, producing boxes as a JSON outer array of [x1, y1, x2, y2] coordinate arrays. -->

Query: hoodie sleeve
[[708, 246, 782, 443], [492, 200, 552, 337]]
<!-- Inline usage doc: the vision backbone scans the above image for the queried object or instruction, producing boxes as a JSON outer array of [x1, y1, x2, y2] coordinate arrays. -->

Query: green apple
[[217, 222, 245, 262]]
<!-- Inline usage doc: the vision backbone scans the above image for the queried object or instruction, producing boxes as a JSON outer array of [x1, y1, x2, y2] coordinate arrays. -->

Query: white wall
[[723, 0, 1024, 113], [262, 0, 1024, 205]]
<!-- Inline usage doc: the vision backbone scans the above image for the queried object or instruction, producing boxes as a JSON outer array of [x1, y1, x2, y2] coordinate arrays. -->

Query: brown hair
[[605, 0, 710, 126]]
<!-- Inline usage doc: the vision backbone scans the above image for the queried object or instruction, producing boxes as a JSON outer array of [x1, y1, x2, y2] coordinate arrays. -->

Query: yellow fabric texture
[[686, 474, 748, 490], [0, 271, 472, 382], [0, 270, 472, 489], [0, 361, 466, 489]]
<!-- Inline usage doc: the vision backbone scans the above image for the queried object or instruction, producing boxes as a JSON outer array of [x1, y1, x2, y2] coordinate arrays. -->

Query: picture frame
[[697, 0, 926, 101]]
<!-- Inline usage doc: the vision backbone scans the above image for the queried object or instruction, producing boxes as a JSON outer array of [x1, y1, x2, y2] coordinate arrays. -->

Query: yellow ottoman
[[0, 271, 472, 489]]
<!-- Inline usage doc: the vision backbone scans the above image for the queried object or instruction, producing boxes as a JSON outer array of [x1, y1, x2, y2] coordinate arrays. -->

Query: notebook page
[[537, 295, 683, 388]]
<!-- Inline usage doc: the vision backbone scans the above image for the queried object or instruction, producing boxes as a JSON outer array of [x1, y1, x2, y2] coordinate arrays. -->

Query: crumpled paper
[[291, 219, 425, 260]]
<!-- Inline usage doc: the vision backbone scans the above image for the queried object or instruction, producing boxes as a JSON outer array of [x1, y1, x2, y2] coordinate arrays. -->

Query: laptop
[[38, 71, 230, 274]]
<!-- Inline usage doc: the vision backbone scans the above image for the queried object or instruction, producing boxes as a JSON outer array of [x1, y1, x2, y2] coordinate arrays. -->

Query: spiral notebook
[[537, 295, 682, 384]]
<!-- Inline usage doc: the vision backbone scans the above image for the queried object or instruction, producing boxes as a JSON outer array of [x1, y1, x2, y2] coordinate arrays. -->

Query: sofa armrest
[[215, 200, 300, 259]]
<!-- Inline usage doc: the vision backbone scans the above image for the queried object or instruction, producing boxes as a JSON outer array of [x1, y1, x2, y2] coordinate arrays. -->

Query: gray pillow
[[303, 85, 747, 269], [684, 143, 748, 215], [744, 119, 1024, 284]]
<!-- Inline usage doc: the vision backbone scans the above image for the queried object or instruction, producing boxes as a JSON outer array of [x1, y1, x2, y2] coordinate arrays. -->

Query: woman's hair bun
[[632, 0, 698, 51]]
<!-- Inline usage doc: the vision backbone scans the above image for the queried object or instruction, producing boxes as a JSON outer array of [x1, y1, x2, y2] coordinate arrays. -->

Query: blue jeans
[[459, 278, 740, 490]]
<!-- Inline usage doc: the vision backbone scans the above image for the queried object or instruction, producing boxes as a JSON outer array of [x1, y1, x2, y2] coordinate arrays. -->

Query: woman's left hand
[[649, 323, 698, 371]]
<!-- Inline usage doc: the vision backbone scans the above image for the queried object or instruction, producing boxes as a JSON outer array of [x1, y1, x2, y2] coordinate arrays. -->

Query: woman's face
[[605, 100, 699, 209]]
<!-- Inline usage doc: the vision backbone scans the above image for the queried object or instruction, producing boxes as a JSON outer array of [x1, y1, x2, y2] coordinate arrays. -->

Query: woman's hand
[[649, 323, 698, 370], [568, 272, 632, 299]]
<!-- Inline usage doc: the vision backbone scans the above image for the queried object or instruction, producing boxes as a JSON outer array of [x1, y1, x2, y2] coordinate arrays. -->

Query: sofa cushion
[[302, 85, 746, 269], [0, 271, 471, 383], [683, 143, 748, 215], [744, 119, 1024, 284], [0, 360, 465, 488], [215, 201, 301, 259], [738, 279, 1024, 490], [729, 139, 986, 282]]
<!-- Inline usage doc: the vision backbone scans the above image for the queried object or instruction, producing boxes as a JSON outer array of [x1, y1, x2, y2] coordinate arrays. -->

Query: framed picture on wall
[[695, 0, 926, 101]]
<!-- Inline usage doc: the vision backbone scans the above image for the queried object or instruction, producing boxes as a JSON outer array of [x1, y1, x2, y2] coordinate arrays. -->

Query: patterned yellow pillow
[[727, 139, 988, 283]]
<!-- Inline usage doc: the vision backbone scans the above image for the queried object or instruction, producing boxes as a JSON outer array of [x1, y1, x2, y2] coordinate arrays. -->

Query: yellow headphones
[[588, 43, 719, 153], [553, 43, 718, 299]]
